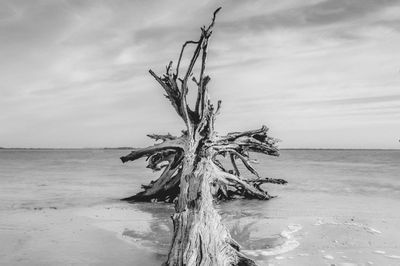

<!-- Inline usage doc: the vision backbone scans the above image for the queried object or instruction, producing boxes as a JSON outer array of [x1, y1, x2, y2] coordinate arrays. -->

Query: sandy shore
[[1, 191, 400, 266], [0, 202, 163, 266]]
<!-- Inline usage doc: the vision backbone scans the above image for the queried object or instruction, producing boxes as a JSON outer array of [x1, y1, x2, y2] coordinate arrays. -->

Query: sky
[[0, 0, 399, 149]]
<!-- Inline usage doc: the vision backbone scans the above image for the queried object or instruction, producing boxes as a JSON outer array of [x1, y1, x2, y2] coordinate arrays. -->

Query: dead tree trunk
[[120, 8, 285, 265]]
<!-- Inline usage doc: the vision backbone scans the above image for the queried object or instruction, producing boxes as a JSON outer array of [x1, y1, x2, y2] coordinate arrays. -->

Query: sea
[[0, 149, 399, 265]]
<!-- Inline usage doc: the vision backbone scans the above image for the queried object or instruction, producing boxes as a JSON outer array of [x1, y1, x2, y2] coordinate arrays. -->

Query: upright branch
[[147, 8, 222, 137]]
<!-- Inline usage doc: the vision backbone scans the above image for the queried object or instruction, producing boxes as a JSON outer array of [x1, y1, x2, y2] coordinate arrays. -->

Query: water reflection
[[124, 200, 282, 264]]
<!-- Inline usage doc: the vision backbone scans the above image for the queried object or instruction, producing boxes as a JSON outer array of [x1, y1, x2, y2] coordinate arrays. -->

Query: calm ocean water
[[0, 149, 399, 211]]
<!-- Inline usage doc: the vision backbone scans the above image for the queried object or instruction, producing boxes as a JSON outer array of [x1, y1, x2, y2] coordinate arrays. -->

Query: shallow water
[[1, 149, 400, 265], [1, 149, 399, 210]]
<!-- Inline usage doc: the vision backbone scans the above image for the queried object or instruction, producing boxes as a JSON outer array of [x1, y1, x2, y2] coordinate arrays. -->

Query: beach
[[1, 149, 399, 265]]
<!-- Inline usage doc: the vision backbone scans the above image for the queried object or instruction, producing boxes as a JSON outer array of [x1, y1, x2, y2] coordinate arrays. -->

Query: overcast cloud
[[0, 0, 399, 149]]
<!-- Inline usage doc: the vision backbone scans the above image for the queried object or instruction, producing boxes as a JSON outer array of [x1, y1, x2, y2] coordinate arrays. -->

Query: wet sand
[[0, 203, 161, 266], [2, 191, 399, 266]]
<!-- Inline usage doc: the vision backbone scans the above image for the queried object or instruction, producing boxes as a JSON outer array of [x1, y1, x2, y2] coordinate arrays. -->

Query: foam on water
[[373, 250, 386, 254], [242, 224, 302, 257], [315, 218, 382, 234], [372, 250, 400, 260], [323, 254, 334, 260]]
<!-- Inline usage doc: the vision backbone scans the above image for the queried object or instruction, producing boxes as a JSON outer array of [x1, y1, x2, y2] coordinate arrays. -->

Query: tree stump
[[120, 8, 286, 265]]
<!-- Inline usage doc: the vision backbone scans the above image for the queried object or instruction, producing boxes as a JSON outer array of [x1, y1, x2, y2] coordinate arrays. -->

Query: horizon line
[[0, 147, 399, 151]]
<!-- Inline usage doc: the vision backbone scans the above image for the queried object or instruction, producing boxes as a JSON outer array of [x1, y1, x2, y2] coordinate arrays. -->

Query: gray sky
[[1, 0, 399, 149]]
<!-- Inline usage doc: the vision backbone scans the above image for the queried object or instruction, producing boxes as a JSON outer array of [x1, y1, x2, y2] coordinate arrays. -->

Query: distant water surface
[[1, 149, 398, 210]]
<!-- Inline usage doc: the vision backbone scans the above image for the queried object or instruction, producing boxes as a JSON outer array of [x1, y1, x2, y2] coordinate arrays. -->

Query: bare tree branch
[[249, 177, 288, 186], [120, 138, 185, 163], [216, 168, 273, 200], [229, 150, 260, 178], [222, 125, 269, 141], [149, 69, 182, 117], [230, 153, 240, 176], [175, 40, 199, 78], [147, 133, 177, 142]]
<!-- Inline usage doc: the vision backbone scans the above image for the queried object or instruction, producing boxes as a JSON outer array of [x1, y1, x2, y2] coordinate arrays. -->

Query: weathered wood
[[147, 133, 177, 142], [120, 137, 185, 163], [120, 8, 285, 265], [122, 151, 183, 202], [167, 157, 255, 265]]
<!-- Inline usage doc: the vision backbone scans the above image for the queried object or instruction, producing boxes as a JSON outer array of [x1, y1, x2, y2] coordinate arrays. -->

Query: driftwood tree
[[121, 8, 286, 266]]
